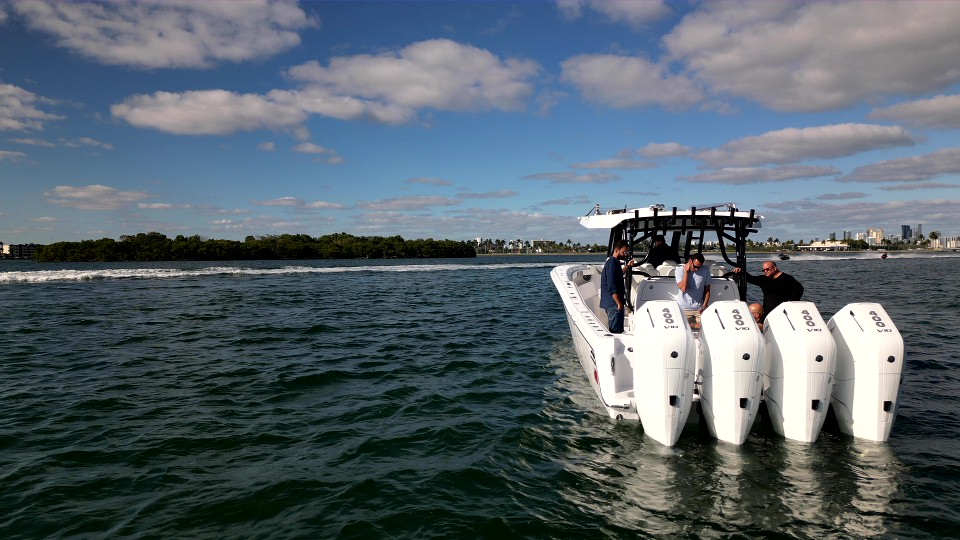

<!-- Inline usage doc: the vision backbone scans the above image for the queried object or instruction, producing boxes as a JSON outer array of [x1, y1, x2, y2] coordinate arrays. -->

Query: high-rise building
[[916, 223, 923, 238], [901, 224, 912, 240]]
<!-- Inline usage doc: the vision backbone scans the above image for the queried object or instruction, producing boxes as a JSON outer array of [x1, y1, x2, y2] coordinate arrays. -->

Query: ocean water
[[1, 253, 958, 539]]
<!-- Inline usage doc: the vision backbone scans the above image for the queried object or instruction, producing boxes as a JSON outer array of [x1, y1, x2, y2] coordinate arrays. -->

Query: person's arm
[[677, 262, 691, 293], [791, 276, 804, 300], [701, 285, 711, 311]]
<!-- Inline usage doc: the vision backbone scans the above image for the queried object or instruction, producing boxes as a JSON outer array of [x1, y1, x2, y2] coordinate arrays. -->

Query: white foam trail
[[0, 261, 591, 284]]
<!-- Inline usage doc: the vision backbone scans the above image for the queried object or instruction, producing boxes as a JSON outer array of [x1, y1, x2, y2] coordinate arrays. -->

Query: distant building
[[2, 243, 41, 259], [798, 240, 849, 251], [901, 224, 912, 241]]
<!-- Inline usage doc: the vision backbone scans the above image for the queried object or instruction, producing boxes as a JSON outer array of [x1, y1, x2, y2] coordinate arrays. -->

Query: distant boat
[[881, 253, 888, 259], [778, 253, 790, 260]]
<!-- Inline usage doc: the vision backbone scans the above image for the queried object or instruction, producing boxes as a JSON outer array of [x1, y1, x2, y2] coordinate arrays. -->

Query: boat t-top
[[551, 203, 905, 446]]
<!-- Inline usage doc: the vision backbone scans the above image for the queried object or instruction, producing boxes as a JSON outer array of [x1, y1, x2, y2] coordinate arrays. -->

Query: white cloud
[[405, 177, 453, 186], [293, 142, 335, 155], [839, 148, 960, 183], [258, 141, 276, 151], [286, 39, 540, 116], [12, 0, 317, 69], [357, 196, 462, 211], [111, 38, 541, 134], [639, 142, 691, 158], [571, 148, 656, 170], [44, 184, 151, 210], [697, 124, 916, 168], [460, 190, 517, 199], [816, 192, 867, 200], [523, 171, 620, 184], [683, 165, 839, 185], [11, 138, 55, 147], [61, 137, 113, 149], [664, 1, 960, 112], [560, 54, 703, 110], [557, 0, 671, 28], [0, 83, 63, 131], [251, 196, 345, 210], [138, 203, 191, 209], [762, 199, 960, 237], [879, 182, 958, 191], [0, 150, 28, 161], [870, 94, 960, 129], [111, 90, 308, 135]]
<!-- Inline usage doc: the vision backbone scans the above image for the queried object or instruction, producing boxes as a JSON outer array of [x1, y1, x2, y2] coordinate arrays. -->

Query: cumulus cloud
[[879, 182, 958, 191], [253, 196, 345, 210], [663, 1, 960, 112], [870, 94, 960, 129], [460, 190, 517, 199], [357, 195, 462, 211], [138, 203, 191, 209], [817, 192, 868, 200], [111, 90, 308, 135], [0, 83, 63, 131], [839, 148, 960, 183], [0, 150, 28, 161], [571, 148, 657, 170], [557, 0, 671, 27], [639, 142, 691, 158], [683, 165, 839, 185], [560, 54, 703, 110], [697, 124, 916, 168], [761, 199, 960, 236], [523, 171, 620, 184], [112, 39, 541, 133], [44, 184, 151, 210], [11, 0, 316, 69], [405, 177, 453, 186], [287, 39, 540, 116]]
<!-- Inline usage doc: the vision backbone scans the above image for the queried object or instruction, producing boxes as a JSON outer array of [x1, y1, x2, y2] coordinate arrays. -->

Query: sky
[[2, 0, 960, 247]]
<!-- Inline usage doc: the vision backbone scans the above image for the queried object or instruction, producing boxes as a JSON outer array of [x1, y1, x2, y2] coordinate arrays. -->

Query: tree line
[[33, 232, 477, 262]]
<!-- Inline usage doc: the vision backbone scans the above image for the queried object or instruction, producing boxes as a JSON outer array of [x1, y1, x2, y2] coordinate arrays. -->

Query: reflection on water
[[549, 334, 904, 538]]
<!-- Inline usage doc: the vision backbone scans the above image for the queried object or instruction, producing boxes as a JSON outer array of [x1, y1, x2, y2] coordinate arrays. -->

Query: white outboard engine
[[631, 300, 697, 446], [827, 303, 905, 442], [763, 301, 837, 443], [698, 301, 765, 445]]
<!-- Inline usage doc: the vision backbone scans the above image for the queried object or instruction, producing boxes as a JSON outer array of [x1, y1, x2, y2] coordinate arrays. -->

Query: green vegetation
[[34, 232, 476, 262]]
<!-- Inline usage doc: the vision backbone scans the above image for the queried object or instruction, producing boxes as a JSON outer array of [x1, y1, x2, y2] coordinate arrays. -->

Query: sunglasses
[[762, 267, 775, 272], [693, 264, 703, 269]]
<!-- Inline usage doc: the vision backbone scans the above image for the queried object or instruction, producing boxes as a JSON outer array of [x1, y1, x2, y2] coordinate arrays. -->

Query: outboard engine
[[763, 301, 837, 443], [827, 303, 905, 442], [698, 301, 765, 445], [630, 300, 696, 446]]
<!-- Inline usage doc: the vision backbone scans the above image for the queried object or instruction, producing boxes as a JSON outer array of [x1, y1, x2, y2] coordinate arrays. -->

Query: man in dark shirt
[[647, 234, 681, 268], [733, 262, 804, 321], [599, 240, 634, 333]]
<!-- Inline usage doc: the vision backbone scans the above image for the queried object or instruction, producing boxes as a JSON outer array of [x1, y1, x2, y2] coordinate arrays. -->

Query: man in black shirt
[[647, 234, 680, 268], [733, 262, 803, 321]]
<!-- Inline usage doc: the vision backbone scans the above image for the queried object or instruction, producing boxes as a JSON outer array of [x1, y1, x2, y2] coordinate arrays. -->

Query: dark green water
[[1, 254, 958, 539]]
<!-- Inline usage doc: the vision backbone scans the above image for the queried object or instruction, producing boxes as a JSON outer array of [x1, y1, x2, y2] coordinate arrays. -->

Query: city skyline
[[2, 1, 960, 246]]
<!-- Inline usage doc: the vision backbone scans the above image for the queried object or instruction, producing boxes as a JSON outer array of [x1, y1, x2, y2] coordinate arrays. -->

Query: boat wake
[[0, 261, 576, 284]]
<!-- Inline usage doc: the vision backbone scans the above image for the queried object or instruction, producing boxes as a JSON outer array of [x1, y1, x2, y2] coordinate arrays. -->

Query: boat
[[881, 253, 888, 259], [778, 253, 790, 260], [551, 204, 905, 446]]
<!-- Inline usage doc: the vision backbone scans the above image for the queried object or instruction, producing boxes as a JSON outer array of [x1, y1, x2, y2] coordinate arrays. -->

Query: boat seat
[[634, 277, 681, 305], [656, 261, 678, 276], [637, 262, 657, 276], [710, 263, 727, 277]]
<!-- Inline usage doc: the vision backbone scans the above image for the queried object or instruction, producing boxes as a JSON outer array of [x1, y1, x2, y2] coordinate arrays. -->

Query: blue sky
[[2, 0, 960, 246]]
